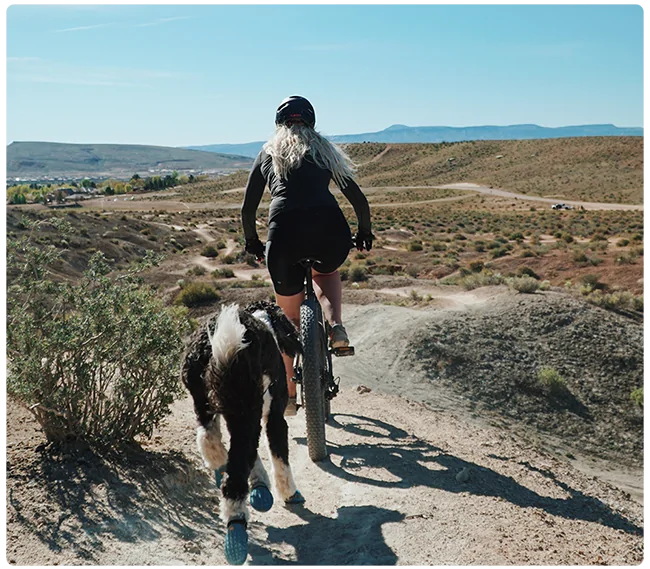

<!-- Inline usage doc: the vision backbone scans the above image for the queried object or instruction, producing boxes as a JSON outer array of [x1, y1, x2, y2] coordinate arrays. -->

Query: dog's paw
[[285, 490, 305, 504], [249, 484, 274, 512], [215, 465, 227, 487], [224, 518, 248, 565]]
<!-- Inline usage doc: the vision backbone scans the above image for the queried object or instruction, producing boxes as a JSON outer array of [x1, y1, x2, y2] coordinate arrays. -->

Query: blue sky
[[6, 4, 644, 147]]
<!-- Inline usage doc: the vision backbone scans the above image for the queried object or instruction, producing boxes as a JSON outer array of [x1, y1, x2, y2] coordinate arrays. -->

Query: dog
[[180, 300, 304, 564]]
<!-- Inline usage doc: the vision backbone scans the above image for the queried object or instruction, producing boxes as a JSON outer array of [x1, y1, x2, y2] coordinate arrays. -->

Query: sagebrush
[[7, 219, 190, 444]]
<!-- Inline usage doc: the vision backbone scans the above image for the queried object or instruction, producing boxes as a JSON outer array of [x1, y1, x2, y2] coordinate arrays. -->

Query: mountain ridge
[[185, 123, 643, 158]]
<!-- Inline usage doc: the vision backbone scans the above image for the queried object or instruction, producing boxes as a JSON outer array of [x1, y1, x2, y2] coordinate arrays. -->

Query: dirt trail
[[6, 290, 643, 565], [436, 182, 644, 211]]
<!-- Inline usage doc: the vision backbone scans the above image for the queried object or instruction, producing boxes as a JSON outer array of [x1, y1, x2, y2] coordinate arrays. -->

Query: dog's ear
[[268, 305, 302, 357]]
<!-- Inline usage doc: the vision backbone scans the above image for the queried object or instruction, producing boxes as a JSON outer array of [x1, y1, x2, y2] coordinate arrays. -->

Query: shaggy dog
[[180, 301, 304, 564]]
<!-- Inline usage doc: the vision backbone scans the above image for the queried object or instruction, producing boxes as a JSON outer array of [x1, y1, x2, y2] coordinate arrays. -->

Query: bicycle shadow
[[248, 503, 404, 565], [295, 413, 642, 537]]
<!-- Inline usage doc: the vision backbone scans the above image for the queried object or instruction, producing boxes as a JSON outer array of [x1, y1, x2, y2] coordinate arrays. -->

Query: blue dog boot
[[285, 490, 305, 504], [215, 466, 226, 488], [224, 517, 248, 565], [249, 484, 274, 512]]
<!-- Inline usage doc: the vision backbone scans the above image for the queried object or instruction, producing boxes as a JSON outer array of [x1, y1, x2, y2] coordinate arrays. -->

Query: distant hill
[[348, 136, 643, 204], [7, 142, 253, 179], [186, 124, 643, 158]]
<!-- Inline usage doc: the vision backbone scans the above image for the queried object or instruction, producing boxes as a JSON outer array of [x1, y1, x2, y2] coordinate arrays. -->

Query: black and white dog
[[181, 300, 304, 564]]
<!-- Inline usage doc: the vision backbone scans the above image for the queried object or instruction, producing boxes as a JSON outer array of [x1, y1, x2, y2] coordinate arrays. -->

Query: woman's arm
[[241, 152, 266, 240], [338, 177, 372, 233]]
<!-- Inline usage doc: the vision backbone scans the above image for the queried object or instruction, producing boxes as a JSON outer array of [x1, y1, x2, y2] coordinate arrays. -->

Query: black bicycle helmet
[[275, 95, 316, 128]]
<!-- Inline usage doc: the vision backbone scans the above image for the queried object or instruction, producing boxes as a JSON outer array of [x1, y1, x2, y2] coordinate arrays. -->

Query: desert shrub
[[572, 249, 588, 263], [562, 232, 574, 244], [615, 253, 636, 265], [187, 265, 207, 276], [490, 247, 508, 259], [456, 270, 505, 291], [408, 240, 423, 252], [223, 254, 236, 264], [7, 224, 189, 444], [537, 367, 566, 395], [431, 241, 447, 252], [201, 245, 219, 258], [216, 240, 227, 249], [616, 239, 630, 247], [508, 276, 540, 294], [631, 233, 643, 242], [585, 290, 643, 313], [339, 267, 349, 281], [349, 265, 369, 282], [468, 260, 484, 273], [630, 387, 643, 407], [510, 231, 524, 241], [517, 266, 539, 280], [539, 280, 551, 291], [175, 282, 220, 307], [406, 266, 419, 278], [213, 268, 235, 278]]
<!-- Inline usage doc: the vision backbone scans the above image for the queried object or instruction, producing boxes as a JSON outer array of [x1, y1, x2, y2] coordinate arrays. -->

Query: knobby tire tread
[[300, 298, 328, 462]]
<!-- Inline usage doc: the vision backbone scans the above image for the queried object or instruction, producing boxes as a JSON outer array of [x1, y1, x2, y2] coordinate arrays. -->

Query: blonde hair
[[262, 124, 356, 188]]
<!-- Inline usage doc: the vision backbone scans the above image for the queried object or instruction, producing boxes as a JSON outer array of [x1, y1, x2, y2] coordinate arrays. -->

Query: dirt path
[[6, 291, 643, 565], [7, 386, 642, 565], [436, 182, 644, 211]]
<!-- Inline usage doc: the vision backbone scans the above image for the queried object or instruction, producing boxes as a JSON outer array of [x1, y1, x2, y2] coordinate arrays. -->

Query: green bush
[[349, 265, 368, 282], [213, 268, 235, 278], [508, 276, 540, 294], [7, 224, 189, 444], [175, 281, 220, 307], [537, 367, 566, 395], [630, 387, 643, 407], [408, 240, 423, 252], [457, 270, 505, 291], [187, 265, 207, 276], [517, 266, 539, 280], [201, 245, 219, 258]]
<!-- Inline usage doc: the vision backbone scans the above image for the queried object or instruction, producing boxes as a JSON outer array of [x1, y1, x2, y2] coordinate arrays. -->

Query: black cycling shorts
[[266, 206, 352, 296]]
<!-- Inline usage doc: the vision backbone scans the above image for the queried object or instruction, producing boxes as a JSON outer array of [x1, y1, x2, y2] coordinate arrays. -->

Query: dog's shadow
[[295, 413, 641, 537], [248, 503, 404, 565]]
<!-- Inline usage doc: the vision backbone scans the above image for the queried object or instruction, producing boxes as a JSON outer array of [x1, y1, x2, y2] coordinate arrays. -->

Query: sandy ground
[[6, 291, 643, 565]]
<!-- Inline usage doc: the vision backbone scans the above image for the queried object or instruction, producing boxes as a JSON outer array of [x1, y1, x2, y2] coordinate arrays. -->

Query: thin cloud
[[53, 23, 113, 33], [7, 57, 41, 63], [133, 16, 192, 28]]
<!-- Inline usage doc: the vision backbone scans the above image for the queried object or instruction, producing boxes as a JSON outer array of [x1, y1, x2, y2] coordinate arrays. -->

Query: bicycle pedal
[[332, 346, 355, 357]]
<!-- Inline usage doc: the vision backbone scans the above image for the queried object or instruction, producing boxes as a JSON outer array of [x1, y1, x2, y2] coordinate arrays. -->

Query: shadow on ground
[[7, 443, 221, 561], [295, 413, 642, 537], [249, 503, 404, 565]]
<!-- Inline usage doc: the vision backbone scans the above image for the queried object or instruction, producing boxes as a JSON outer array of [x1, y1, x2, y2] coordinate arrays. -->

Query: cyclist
[[241, 95, 372, 414]]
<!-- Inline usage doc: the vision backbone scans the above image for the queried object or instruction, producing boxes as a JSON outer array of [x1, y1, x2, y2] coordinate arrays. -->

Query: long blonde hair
[[262, 124, 356, 188]]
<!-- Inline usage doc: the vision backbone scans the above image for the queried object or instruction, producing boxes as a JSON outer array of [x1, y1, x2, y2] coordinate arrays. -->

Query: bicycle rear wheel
[[300, 297, 328, 462]]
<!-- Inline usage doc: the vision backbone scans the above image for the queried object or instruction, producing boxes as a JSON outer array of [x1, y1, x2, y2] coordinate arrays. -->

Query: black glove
[[245, 237, 265, 261], [354, 229, 374, 252]]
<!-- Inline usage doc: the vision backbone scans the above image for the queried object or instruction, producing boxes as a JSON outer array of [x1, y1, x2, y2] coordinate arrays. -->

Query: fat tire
[[300, 298, 328, 462]]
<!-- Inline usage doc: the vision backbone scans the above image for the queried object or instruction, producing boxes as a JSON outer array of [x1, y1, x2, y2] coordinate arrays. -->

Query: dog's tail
[[209, 304, 249, 372]]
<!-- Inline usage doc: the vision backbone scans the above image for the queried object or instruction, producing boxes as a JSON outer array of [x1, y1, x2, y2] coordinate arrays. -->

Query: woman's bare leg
[[275, 290, 304, 398], [312, 269, 342, 326]]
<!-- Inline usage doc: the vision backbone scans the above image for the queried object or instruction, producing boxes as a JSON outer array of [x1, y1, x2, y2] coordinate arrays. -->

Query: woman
[[241, 95, 372, 414]]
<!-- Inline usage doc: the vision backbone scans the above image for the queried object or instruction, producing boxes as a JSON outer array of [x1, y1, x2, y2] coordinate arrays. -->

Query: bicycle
[[292, 258, 354, 462]]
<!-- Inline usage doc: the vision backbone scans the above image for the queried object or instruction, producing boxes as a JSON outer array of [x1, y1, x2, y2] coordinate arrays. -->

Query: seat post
[[303, 261, 315, 298]]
